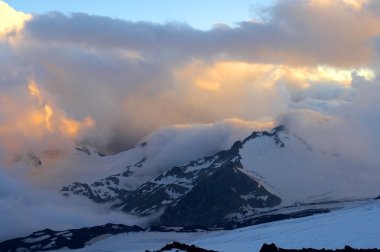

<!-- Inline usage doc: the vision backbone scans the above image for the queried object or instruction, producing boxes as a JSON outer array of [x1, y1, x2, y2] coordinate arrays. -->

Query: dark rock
[[160, 160, 281, 227], [147, 241, 218, 252], [260, 243, 279, 252]]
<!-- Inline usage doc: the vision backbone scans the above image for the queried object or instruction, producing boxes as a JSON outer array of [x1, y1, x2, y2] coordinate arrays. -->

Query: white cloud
[[0, 1, 31, 38]]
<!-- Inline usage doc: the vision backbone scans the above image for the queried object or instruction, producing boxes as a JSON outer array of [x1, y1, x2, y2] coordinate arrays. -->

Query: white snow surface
[[23, 234, 51, 243], [57, 199, 380, 252], [240, 131, 380, 204]]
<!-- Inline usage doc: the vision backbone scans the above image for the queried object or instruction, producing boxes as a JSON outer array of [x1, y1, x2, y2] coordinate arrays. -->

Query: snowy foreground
[[59, 199, 380, 252]]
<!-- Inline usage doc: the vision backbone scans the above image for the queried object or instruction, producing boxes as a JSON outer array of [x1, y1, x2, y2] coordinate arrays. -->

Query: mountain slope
[[61, 142, 148, 203], [62, 125, 380, 228], [2, 199, 378, 252], [112, 135, 282, 227], [159, 160, 281, 227], [239, 126, 379, 203], [78, 199, 380, 252], [60, 125, 247, 204]]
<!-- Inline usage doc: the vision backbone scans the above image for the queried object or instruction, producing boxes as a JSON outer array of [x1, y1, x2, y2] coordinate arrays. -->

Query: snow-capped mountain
[[62, 127, 286, 227], [61, 139, 201, 203], [59, 124, 259, 204], [61, 125, 380, 228], [61, 143, 146, 203], [114, 139, 281, 227]]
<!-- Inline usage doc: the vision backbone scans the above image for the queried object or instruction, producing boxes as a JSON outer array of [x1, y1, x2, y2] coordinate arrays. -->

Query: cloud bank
[[1, 0, 379, 154], [0, 168, 152, 241]]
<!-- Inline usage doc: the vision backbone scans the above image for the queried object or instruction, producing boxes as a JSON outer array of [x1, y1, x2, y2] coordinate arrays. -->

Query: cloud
[[278, 72, 380, 168], [0, 0, 379, 157], [21, 0, 380, 67], [0, 1, 31, 38], [136, 118, 274, 175], [0, 79, 94, 166], [0, 168, 149, 241]]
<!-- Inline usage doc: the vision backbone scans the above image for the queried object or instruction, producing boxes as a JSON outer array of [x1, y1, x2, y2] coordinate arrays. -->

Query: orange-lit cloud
[[176, 61, 375, 91], [309, 0, 369, 10], [28, 80, 42, 103], [60, 117, 94, 138], [0, 80, 94, 163], [26, 80, 94, 137]]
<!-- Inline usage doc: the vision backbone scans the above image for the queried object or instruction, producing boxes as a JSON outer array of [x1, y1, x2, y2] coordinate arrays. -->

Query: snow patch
[[23, 234, 50, 243]]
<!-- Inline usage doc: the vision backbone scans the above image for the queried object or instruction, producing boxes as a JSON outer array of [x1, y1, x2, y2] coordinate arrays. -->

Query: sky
[[1, 0, 380, 240], [4, 0, 276, 30]]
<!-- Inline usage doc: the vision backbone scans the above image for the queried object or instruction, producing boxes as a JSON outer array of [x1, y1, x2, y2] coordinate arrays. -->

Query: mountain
[[114, 138, 281, 227], [61, 142, 149, 203], [1, 199, 379, 252], [60, 132, 232, 204], [0, 224, 143, 251], [62, 125, 378, 228], [63, 127, 287, 227]]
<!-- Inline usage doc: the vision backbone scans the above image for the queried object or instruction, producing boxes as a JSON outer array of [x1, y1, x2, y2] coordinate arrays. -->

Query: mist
[[0, 168, 151, 241]]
